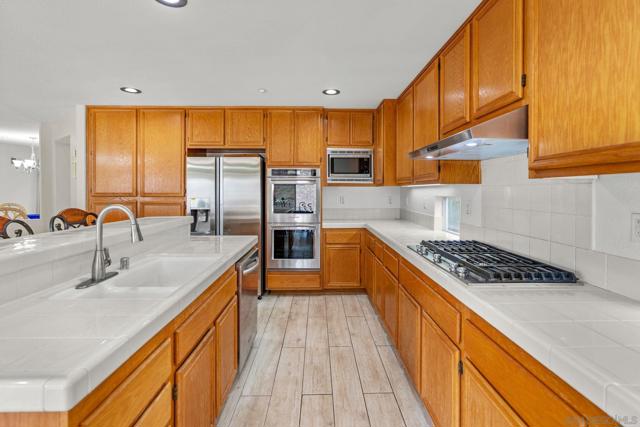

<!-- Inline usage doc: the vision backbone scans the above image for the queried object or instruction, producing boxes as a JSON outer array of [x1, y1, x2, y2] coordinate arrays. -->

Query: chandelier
[[11, 145, 40, 174]]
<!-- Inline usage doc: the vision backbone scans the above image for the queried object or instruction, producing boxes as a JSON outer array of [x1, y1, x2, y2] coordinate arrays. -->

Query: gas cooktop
[[408, 240, 579, 286]]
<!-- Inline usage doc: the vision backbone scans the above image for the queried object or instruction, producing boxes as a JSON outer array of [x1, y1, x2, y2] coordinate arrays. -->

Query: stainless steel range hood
[[410, 106, 528, 161]]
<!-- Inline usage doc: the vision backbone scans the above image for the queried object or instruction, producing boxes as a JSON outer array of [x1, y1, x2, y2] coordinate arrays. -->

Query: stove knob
[[455, 265, 467, 278], [433, 253, 442, 263]]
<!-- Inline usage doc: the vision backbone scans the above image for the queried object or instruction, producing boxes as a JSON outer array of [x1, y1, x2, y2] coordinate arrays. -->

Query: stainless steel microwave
[[326, 148, 373, 183]]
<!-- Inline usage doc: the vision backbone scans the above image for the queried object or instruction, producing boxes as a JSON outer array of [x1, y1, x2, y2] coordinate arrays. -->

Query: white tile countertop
[[0, 234, 257, 412], [323, 219, 640, 425]]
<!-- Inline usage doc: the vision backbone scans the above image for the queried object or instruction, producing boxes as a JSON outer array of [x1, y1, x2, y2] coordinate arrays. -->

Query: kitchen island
[[0, 217, 256, 426], [324, 219, 640, 426]]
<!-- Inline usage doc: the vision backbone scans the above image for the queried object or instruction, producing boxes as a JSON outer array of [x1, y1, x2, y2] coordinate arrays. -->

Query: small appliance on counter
[[266, 168, 321, 270], [326, 148, 373, 183], [409, 240, 579, 286]]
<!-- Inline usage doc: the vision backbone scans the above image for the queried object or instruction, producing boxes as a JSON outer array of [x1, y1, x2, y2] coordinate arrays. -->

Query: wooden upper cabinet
[[266, 109, 295, 165], [294, 110, 323, 165], [461, 360, 526, 427], [413, 62, 440, 183], [186, 109, 224, 148], [326, 111, 351, 146], [138, 109, 185, 197], [440, 24, 471, 134], [175, 328, 215, 427], [529, 0, 640, 178], [396, 88, 414, 184], [472, 0, 524, 118], [225, 109, 264, 147], [421, 311, 460, 427], [374, 100, 397, 186], [351, 111, 374, 146], [87, 108, 137, 197]]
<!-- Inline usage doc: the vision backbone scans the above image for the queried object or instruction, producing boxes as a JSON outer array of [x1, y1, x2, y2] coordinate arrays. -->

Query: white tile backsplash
[[575, 248, 607, 288], [550, 213, 576, 246]]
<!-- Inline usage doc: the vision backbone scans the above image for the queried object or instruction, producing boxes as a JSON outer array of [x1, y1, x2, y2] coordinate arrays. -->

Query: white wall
[[323, 186, 402, 220], [0, 142, 39, 213], [401, 153, 640, 301], [39, 106, 86, 221]]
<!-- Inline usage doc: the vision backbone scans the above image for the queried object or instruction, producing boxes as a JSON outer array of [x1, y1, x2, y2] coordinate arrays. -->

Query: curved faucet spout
[[91, 204, 143, 282]]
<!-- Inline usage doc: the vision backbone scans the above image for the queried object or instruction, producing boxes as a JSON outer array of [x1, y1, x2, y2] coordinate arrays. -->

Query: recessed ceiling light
[[322, 89, 340, 96], [155, 0, 187, 7], [426, 155, 434, 159], [465, 142, 479, 147], [120, 87, 142, 94], [257, 88, 268, 93]]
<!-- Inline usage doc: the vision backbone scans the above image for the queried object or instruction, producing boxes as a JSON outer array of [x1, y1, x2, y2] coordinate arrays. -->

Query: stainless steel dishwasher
[[236, 246, 259, 372]]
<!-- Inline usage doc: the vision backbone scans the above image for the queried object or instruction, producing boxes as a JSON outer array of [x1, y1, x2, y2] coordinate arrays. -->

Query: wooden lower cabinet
[[461, 359, 526, 427], [363, 247, 375, 298], [133, 382, 172, 427], [267, 271, 322, 290], [215, 295, 238, 412], [421, 311, 460, 427], [88, 197, 138, 223], [323, 229, 363, 289], [373, 256, 385, 313], [138, 198, 185, 217], [397, 285, 421, 389], [382, 268, 398, 343], [175, 328, 216, 427]]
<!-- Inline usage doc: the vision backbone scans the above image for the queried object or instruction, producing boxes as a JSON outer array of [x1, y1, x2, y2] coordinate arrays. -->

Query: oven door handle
[[269, 178, 319, 185], [270, 225, 318, 231]]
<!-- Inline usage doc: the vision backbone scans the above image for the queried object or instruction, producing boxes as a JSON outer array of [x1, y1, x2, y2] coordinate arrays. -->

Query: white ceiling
[[0, 0, 479, 126]]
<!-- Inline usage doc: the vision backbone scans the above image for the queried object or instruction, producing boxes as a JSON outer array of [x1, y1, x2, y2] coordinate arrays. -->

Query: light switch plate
[[632, 213, 640, 243]]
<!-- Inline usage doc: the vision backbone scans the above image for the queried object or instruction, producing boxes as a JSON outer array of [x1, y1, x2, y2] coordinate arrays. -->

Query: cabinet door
[[187, 109, 224, 148], [138, 198, 184, 217], [175, 328, 215, 427], [383, 268, 398, 342], [267, 110, 294, 165], [89, 197, 138, 223], [216, 295, 238, 413], [363, 248, 375, 298], [472, 0, 524, 118], [529, 0, 640, 178], [374, 104, 385, 185], [373, 257, 385, 313], [294, 110, 323, 165], [396, 88, 414, 184], [326, 111, 351, 146], [225, 109, 264, 147], [138, 109, 185, 197], [87, 108, 137, 197], [324, 245, 361, 288], [351, 111, 374, 146], [421, 311, 460, 427], [397, 285, 421, 389], [440, 24, 471, 134], [413, 62, 440, 183], [461, 360, 526, 427]]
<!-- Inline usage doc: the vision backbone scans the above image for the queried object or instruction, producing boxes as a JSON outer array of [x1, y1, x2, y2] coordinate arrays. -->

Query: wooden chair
[[49, 208, 98, 232], [0, 203, 28, 220], [0, 216, 34, 239]]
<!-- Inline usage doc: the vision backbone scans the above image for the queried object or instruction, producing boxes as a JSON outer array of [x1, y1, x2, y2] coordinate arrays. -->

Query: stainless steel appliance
[[236, 246, 259, 371], [266, 168, 321, 270], [187, 154, 265, 295], [408, 240, 579, 286], [267, 168, 321, 224], [326, 148, 373, 183], [410, 106, 528, 161]]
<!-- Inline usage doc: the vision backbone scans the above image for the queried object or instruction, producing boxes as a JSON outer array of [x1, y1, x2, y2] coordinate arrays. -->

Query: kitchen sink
[[51, 256, 213, 299]]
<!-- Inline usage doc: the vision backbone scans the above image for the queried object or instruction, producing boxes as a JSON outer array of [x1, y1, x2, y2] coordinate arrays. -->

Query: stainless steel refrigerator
[[186, 154, 265, 296]]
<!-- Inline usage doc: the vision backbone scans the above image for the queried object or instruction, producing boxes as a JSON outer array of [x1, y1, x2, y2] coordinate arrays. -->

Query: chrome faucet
[[77, 204, 143, 289]]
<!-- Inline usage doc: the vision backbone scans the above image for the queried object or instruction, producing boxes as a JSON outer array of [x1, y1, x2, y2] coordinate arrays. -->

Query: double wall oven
[[266, 168, 321, 270]]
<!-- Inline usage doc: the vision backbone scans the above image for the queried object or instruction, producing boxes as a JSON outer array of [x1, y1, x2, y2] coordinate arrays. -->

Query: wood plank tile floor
[[217, 294, 433, 427]]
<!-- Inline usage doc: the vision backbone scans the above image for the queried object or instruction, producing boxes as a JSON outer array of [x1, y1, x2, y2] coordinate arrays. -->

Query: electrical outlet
[[465, 201, 472, 216], [632, 213, 640, 242], [337, 195, 345, 206], [387, 196, 393, 206]]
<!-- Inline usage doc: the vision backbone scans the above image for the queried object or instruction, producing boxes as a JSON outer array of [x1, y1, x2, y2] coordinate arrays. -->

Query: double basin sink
[[51, 255, 216, 300]]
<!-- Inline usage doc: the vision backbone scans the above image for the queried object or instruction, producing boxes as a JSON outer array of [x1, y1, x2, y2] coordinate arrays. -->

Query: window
[[443, 197, 461, 235]]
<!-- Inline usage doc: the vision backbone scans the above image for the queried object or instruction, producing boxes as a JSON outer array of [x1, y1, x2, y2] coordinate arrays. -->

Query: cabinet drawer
[[383, 246, 399, 278], [81, 339, 172, 427], [374, 240, 384, 260], [133, 382, 172, 427], [365, 232, 375, 251], [267, 271, 321, 290], [463, 320, 584, 426], [175, 269, 237, 365], [324, 229, 361, 244], [399, 261, 460, 343]]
